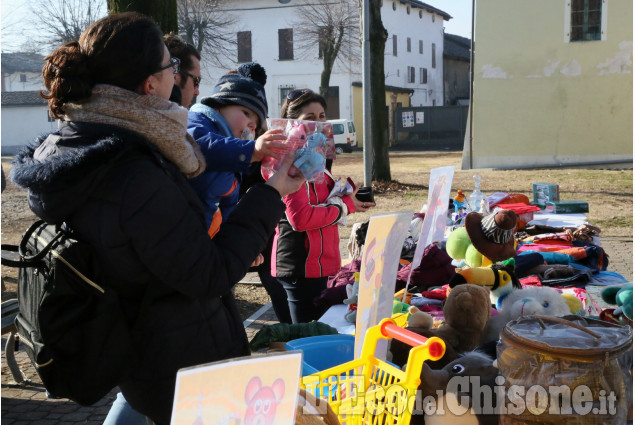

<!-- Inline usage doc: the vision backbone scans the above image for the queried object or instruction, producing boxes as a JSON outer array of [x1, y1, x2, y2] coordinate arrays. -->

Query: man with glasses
[[164, 34, 201, 108]]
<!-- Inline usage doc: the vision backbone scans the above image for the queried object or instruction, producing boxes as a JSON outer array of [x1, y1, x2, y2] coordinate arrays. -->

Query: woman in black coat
[[10, 13, 304, 425]]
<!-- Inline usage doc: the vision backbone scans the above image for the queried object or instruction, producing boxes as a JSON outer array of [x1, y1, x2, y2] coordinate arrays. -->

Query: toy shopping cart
[[300, 318, 446, 425]]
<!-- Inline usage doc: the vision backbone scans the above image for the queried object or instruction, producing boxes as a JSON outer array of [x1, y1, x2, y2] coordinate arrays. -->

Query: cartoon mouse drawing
[[243, 377, 285, 425]]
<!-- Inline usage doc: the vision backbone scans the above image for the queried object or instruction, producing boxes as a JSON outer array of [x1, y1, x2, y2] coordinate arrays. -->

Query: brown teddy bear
[[390, 284, 491, 368]]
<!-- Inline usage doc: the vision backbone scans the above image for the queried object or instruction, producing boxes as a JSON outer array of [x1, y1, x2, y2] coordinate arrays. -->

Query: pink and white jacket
[[272, 172, 356, 279]]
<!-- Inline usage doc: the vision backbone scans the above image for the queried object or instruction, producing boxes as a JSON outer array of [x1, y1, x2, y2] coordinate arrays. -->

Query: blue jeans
[[278, 276, 328, 324], [103, 392, 149, 425]]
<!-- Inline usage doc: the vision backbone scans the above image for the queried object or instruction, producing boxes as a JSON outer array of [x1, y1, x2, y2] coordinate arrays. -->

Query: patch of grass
[[333, 151, 632, 238], [403, 191, 422, 199]]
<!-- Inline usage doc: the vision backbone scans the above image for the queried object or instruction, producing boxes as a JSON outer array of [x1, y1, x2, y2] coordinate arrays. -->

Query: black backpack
[[1, 220, 152, 405]]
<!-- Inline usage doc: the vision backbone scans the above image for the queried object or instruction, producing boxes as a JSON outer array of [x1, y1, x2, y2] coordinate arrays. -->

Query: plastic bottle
[[469, 174, 485, 212]]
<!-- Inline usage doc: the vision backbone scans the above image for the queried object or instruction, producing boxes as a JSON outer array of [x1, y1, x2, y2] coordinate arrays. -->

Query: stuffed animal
[[601, 284, 633, 326], [413, 351, 501, 425], [446, 227, 493, 268], [342, 279, 359, 323], [406, 305, 434, 329], [449, 264, 521, 308], [294, 129, 326, 180], [389, 285, 491, 369], [481, 286, 573, 344]]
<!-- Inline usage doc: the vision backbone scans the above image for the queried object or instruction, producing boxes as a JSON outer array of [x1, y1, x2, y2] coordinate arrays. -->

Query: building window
[[237, 31, 252, 63], [392, 34, 397, 56], [392, 1, 396, 11], [406, 5, 410, 14], [570, 0, 602, 42], [420, 67, 427, 84], [19, 74, 26, 82], [280, 87, 295, 106], [407, 37, 411, 52], [407, 66, 415, 83], [419, 10, 423, 18], [432, 14, 435, 22], [47, 112, 55, 122], [431, 43, 436, 68], [419, 40, 423, 54], [278, 28, 294, 60]]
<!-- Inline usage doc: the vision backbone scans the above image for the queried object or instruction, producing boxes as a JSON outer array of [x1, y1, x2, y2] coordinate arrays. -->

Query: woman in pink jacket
[[272, 89, 374, 323]]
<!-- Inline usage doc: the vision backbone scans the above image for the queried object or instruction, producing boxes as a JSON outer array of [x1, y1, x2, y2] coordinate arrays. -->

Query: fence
[[393, 105, 468, 150]]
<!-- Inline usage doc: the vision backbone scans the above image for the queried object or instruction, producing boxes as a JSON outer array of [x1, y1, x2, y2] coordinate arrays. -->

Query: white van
[[327, 119, 357, 153]]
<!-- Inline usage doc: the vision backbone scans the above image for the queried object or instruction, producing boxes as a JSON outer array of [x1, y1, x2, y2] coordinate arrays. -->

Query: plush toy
[[406, 305, 434, 329], [464, 210, 518, 262], [481, 286, 573, 344], [446, 227, 493, 268], [561, 293, 585, 315], [389, 285, 491, 368], [294, 129, 326, 180], [601, 284, 633, 325], [413, 351, 500, 425], [342, 280, 359, 323], [449, 264, 521, 308]]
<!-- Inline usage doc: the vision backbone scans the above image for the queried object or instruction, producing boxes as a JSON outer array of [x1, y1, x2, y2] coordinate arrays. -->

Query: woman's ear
[[141, 75, 157, 96]]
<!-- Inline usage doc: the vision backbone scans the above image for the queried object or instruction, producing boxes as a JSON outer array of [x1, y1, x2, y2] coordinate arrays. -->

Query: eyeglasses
[[286, 88, 313, 101], [156, 57, 180, 74], [182, 71, 201, 88]]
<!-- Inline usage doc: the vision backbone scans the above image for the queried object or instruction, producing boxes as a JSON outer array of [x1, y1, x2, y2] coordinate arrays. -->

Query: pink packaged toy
[[262, 119, 332, 182]]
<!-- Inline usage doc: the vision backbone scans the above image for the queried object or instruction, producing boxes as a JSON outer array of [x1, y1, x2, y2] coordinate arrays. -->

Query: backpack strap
[[1, 220, 62, 267]]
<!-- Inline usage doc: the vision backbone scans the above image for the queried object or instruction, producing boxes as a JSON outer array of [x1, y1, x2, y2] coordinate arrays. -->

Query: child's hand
[[250, 253, 264, 267], [251, 129, 286, 163], [266, 151, 306, 197]]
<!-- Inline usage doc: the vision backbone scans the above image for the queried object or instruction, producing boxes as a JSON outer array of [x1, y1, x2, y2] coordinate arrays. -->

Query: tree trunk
[[319, 26, 343, 100], [107, 0, 178, 34], [369, 0, 391, 181]]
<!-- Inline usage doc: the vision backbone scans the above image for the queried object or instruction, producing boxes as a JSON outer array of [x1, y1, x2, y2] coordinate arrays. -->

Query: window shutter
[[237, 31, 252, 63], [279, 28, 294, 60]]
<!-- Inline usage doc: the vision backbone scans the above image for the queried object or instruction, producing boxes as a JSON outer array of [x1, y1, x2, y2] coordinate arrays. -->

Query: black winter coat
[[11, 122, 286, 425]]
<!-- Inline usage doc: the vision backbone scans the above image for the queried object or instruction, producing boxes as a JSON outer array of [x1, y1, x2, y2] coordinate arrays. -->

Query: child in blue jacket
[[188, 63, 284, 238]]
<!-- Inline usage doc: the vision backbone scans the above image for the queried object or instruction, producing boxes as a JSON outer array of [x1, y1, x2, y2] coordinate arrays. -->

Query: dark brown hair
[[281, 91, 327, 119], [41, 12, 165, 119], [163, 33, 200, 88]]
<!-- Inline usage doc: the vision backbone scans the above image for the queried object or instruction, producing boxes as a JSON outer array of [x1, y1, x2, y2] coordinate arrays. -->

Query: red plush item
[[600, 308, 622, 325], [519, 276, 542, 286], [421, 288, 448, 300]]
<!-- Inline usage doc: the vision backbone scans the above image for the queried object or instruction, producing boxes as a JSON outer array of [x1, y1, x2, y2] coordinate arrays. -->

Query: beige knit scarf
[[64, 84, 206, 178]]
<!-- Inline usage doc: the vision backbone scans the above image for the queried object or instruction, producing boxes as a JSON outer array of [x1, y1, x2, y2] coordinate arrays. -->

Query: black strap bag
[[1, 220, 151, 405]]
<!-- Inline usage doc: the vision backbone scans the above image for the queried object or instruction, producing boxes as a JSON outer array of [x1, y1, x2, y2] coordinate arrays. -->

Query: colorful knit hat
[[201, 62, 268, 130]]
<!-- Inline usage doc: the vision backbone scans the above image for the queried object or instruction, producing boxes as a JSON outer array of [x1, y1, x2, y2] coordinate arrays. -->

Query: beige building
[[352, 83, 413, 148], [464, 0, 632, 169]]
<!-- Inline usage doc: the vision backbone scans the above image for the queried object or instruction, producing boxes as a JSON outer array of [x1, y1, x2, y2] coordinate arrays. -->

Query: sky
[[1, 0, 473, 53], [424, 0, 472, 39]]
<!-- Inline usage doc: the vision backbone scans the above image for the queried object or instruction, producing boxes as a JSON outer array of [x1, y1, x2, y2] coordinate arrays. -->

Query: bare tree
[[108, 0, 178, 34], [28, 0, 106, 51], [290, 0, 360, 98], [177, 0, 238, 69]]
